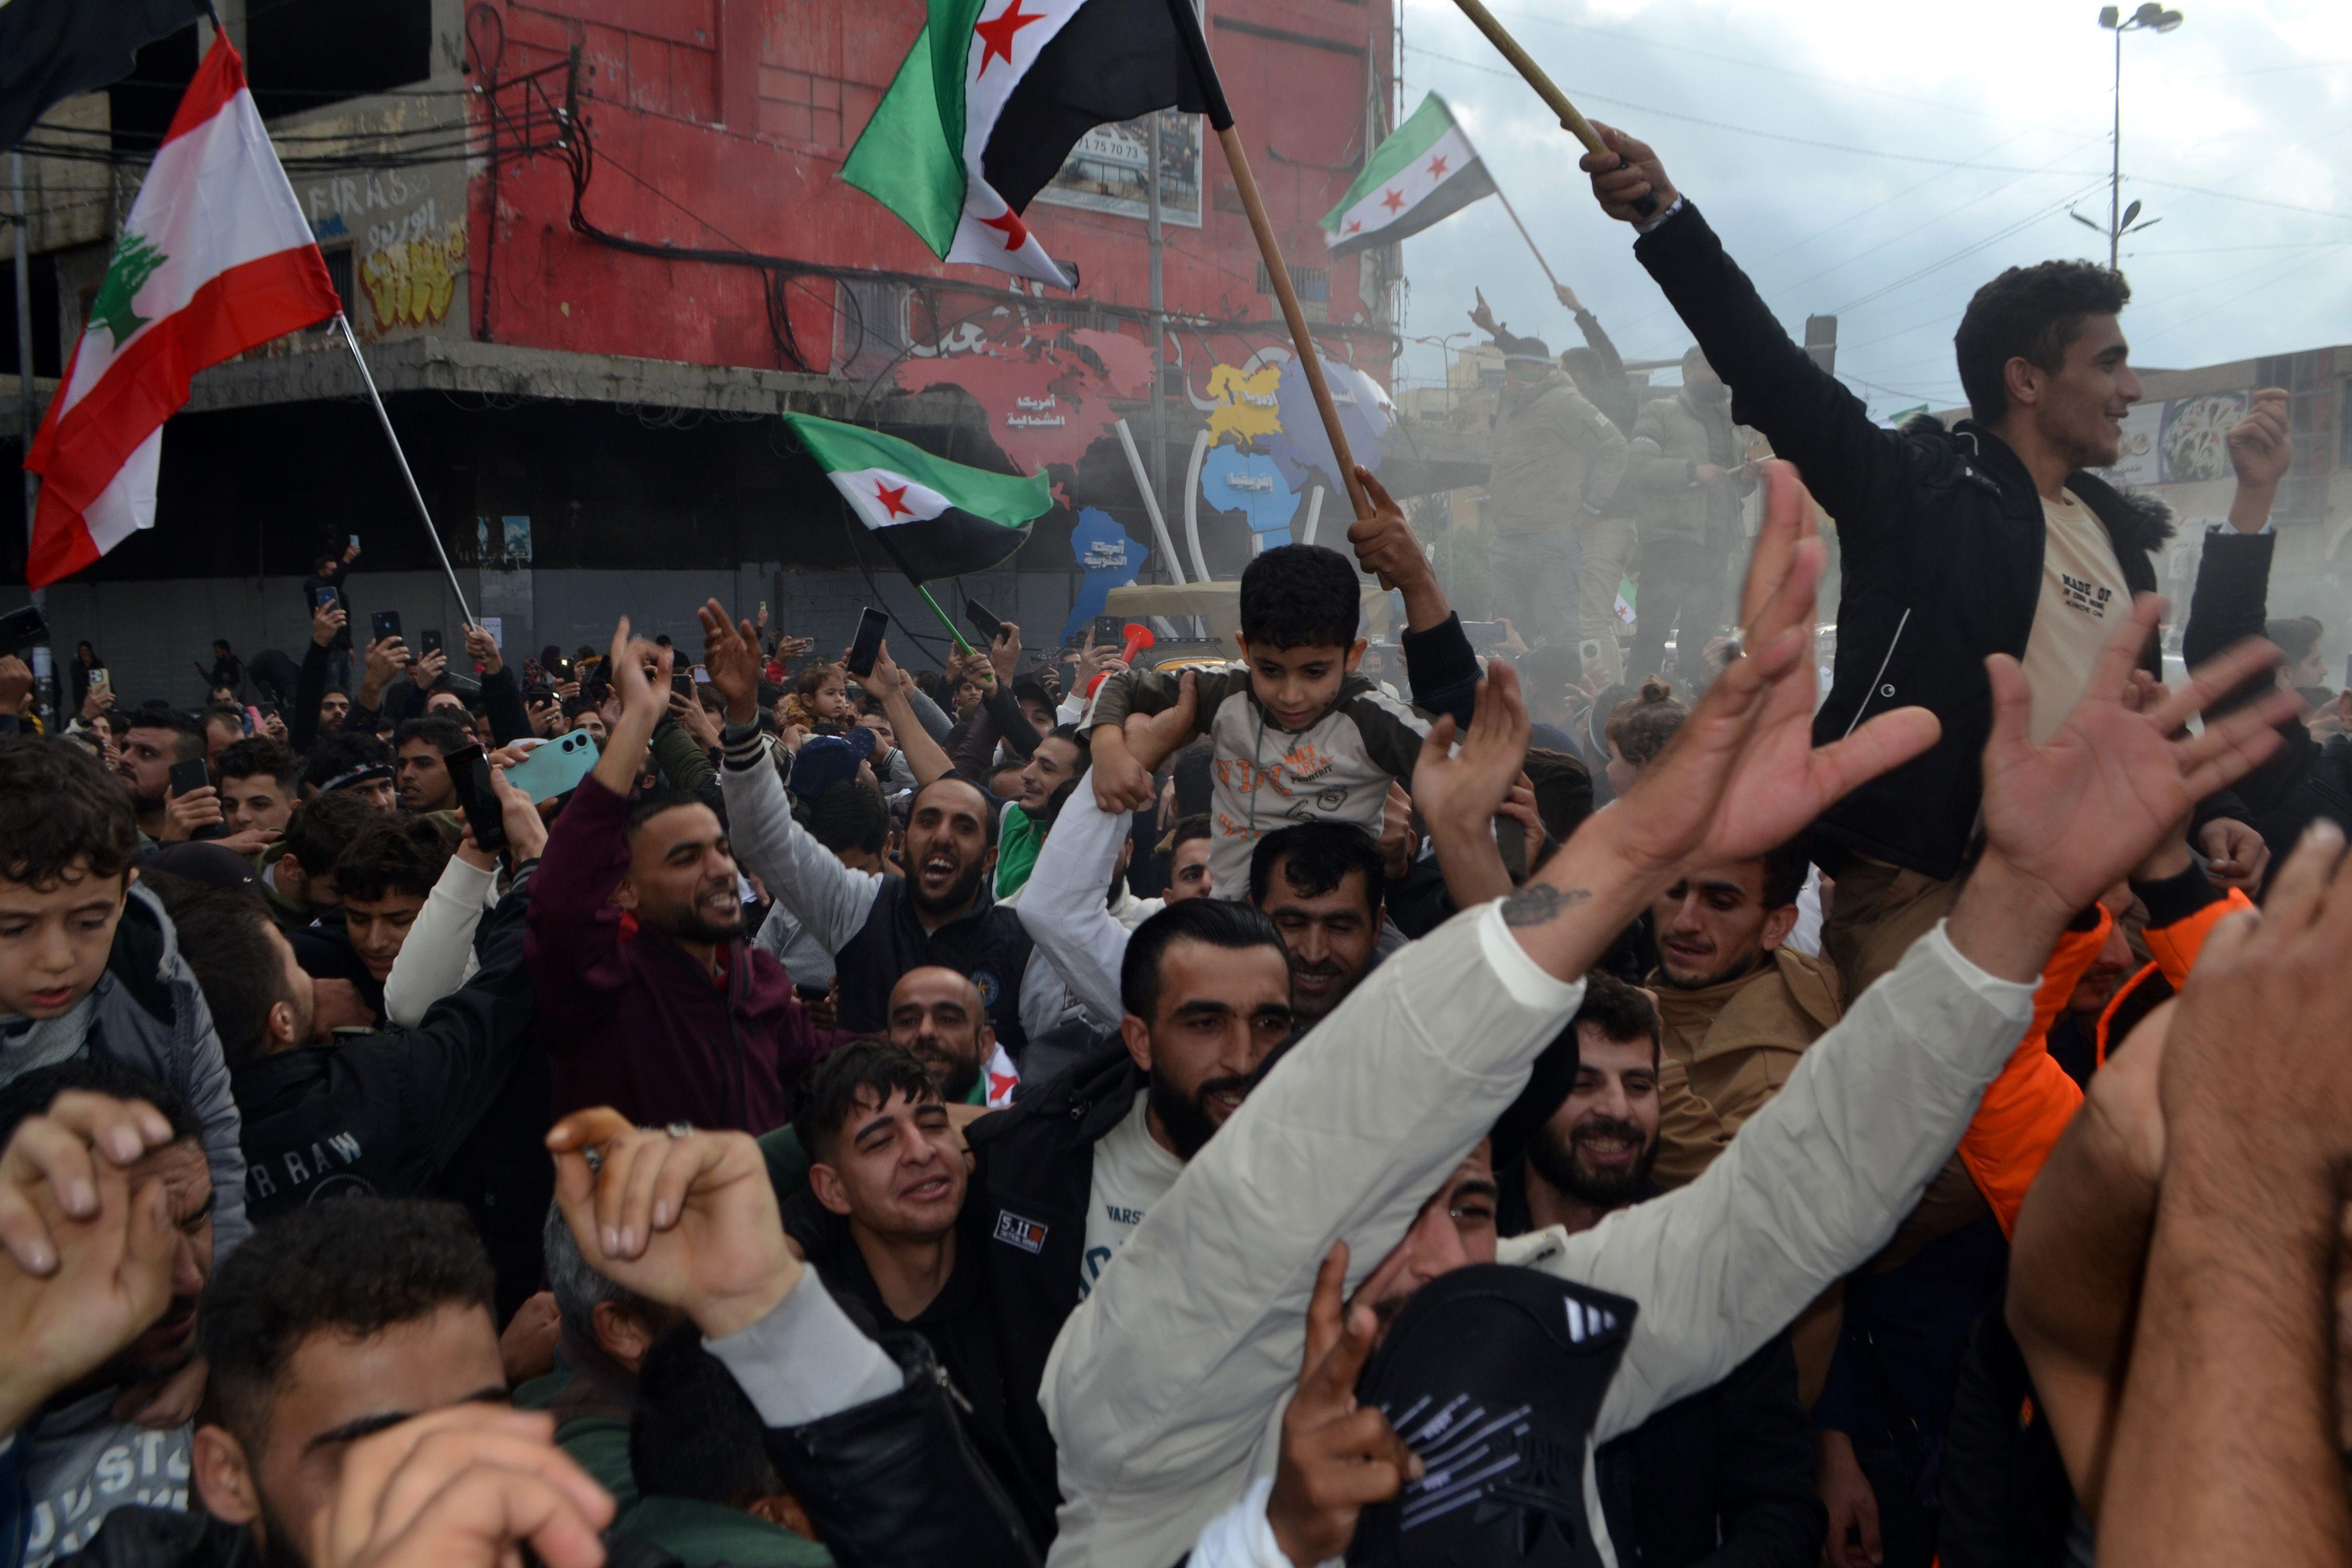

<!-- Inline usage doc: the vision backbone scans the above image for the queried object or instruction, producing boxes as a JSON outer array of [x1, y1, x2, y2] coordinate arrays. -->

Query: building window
[[2255, 349, 2336, 481], [834, 277, 909, 376], [309, 247, 355, 332], [1255, 262, 1329, 323]]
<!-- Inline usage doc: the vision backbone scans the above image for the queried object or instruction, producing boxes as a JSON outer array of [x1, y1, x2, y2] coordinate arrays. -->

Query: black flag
[[2, 0, 208, 153]]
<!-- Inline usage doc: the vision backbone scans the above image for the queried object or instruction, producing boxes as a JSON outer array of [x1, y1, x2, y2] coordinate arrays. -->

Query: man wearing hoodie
[[527, 621, 839, 1133]]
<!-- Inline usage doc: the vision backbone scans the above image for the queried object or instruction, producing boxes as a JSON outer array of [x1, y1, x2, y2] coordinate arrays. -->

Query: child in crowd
[[1087, 544, 1443, 898], [0, 737, 250, 1254], [785, 662, 856, 735]]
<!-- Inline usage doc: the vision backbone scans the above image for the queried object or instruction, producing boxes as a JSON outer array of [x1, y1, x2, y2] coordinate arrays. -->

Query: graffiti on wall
[[304, 169, 467, 333], [361, 213, 468, 330]]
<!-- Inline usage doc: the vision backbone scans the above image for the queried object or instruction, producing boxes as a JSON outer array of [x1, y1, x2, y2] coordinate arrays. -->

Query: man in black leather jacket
[[1574, 124, 2273, 1000]]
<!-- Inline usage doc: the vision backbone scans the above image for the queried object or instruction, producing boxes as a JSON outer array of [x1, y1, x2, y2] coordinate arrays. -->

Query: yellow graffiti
[[1206, 363, 1283, 446], [361, 218, 468, 330]]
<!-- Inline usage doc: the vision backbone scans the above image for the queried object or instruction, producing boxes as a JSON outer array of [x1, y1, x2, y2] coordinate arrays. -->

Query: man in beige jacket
[[1038, 467, 2290, 1568], [1647, 840, 1841, 1186]]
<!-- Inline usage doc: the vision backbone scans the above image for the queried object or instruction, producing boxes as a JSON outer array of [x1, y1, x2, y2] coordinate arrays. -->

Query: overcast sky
[[1389, 0, 2352, 416]]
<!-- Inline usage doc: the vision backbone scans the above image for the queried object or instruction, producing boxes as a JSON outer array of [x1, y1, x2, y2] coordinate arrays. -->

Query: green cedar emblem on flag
[[785, 412, 1050, 583], [91, 231, 167, 348]]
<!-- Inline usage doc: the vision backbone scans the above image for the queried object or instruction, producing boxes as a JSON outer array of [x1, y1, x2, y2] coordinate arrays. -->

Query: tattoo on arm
[[1501, 885, 1591, 927]]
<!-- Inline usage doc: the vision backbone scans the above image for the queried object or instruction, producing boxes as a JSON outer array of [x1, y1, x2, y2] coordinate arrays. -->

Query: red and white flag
[[25, 33, 339, 586]]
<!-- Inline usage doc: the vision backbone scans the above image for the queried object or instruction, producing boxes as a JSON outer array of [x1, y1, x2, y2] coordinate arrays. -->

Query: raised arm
[[291, 600, 341, 753], [466, 624, 533, 747], [1582, 125, 1912, 536], [853, 638, 952, 787], [700, 600, 883, 954], [2100, 824, 2352, 1566], [1020, 676, 1201, 1030]]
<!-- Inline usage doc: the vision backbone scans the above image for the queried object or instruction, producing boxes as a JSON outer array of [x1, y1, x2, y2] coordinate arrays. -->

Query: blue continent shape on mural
[[1062, 507, 1148, 646], [1200, 445, 1301, 547], [1267, 356, 1392, 493]]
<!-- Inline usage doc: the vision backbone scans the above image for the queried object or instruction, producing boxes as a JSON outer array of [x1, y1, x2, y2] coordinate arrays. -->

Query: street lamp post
[[2080, 3, 2184, 270]]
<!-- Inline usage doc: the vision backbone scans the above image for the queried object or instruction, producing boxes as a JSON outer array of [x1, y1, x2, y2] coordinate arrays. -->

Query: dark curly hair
[[332, 814, 453, 903], [1953, 260, 2130, 423], [1239, 544, 1362, 651], [0, 737, 139, 889]]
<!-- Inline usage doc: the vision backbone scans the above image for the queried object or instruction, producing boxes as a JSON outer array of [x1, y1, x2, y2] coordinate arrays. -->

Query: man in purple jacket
[[526, 620, 839, 1133]]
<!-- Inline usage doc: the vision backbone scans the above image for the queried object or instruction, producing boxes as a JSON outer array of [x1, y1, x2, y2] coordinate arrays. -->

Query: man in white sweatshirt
[[1040, 465, 2294, 1568]]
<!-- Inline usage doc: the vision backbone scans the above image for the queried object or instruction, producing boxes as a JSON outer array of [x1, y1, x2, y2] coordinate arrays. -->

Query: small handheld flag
[[1321, 95, 1497, 259], [783, 413, 1050, 584], [842, 0, 1221, 288]]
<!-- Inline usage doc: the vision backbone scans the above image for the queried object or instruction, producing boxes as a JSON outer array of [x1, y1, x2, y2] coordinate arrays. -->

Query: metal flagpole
[[333, 312, 476, 627], [12, 153, 36, 583], [1491, 185, 1560, 291]]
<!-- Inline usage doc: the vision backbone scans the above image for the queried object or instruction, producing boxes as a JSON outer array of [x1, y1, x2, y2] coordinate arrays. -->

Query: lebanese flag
[[24, 33, 340, 586], [841, 0, 1220, 289]]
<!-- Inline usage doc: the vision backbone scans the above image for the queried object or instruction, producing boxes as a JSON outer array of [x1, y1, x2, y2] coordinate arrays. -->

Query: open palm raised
[[1609, 462, 1941, 874], [1979, 596, 2293, 922]]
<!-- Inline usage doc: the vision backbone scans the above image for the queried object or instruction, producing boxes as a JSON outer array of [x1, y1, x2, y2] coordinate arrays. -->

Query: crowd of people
[[3, 125, 2350, 1568]]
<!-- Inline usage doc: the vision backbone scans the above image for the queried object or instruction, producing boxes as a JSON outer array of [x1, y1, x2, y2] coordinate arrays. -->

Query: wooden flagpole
[[1163, 0, 1371, 524], [1491, 185, 1561, 291], [1448, 0, 1657, 217], [334, 313, 479, 627]]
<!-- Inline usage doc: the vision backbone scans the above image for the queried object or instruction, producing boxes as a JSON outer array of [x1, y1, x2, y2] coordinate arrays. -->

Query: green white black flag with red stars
[[840, 0, 1219, 289], [1320, 94, 1496, 260], [783, 413, 1049, 583]]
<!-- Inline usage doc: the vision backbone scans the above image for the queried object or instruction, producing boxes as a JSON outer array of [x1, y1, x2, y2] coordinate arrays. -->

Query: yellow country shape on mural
[[361, 217, 469, 330], [1206, 363, 1283, 446]]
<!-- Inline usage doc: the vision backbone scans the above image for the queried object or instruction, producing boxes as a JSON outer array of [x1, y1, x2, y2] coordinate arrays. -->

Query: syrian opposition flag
[[841, 0, 1220, 288], [25, 34, 340, 586], [784, 413, 1050, 582], [1321, 94, 1497, 260]]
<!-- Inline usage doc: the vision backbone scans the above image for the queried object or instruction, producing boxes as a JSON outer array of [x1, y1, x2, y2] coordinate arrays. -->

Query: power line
[[1405, 43, 2112, 175]]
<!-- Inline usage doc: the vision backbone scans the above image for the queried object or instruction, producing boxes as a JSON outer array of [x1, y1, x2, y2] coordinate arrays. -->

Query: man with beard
[[1249, 824, 1384, 1024], [118, 711, 224, 845], [889, 966, 1016, 1107], [1512, 975, 1665, 1233], [1646, 840, 1841, 1185], [1463, 975, 1828, 1568], [527, 621, 840, 1132], [702, 603, 1056, 1052], [0, 1063, 217, 1568], [1042, 465, 2296, 1568], [950, 897, 1293, 1548]]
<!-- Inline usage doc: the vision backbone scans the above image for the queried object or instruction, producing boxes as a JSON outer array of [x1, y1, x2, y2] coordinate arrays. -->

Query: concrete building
[[3, 0, 1463, 706]]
